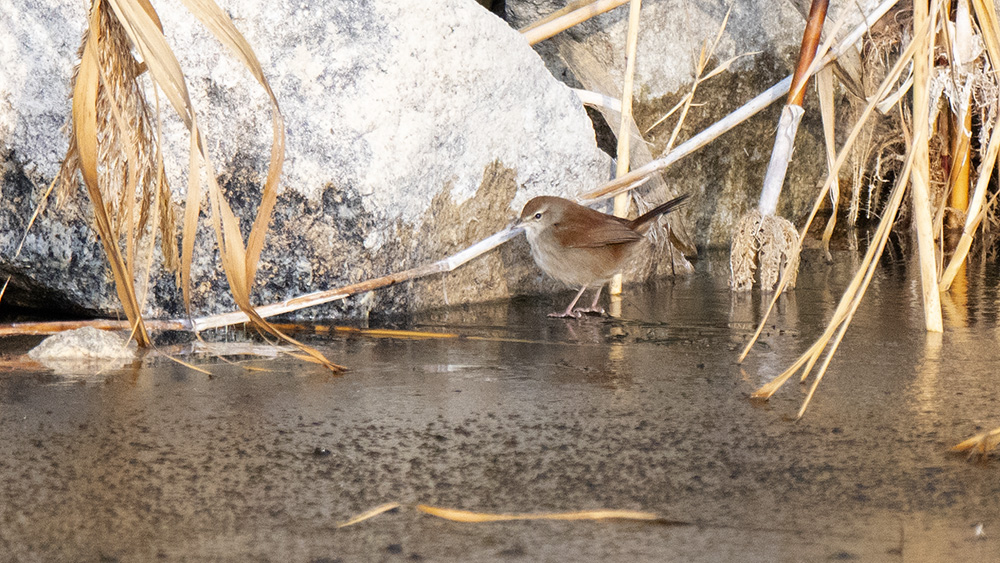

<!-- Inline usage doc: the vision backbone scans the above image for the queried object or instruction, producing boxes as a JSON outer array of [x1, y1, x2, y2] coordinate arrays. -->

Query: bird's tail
[[627, 193, 690, 232]]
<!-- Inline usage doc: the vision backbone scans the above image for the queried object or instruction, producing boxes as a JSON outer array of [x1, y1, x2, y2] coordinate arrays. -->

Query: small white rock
[[28, 327, 137, 361]]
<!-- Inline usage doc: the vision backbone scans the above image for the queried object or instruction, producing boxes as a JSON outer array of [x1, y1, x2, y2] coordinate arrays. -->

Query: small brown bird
[[517, 194, 689, 318]]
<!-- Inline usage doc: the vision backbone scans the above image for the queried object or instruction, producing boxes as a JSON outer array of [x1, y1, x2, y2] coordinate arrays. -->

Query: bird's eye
[[534, 212, 543, 219]]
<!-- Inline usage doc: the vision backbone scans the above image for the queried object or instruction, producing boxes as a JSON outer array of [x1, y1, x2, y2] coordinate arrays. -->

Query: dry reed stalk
[[0, 176, 61, 305], [519, 0, 596, 33], [817, 65, 839, 258], [946, 1, 975, 224], [335, 503, 668, 528], [521, 0, 630, 45], [939, 0, 1000, 290], [581, 0, 903, 204], [415, 505, 661, 523], [572, 88, 622, 112], [0, 319, 184, 336], [643, 5, 742, 141], [0, 228, 521, 337], [940, 122, 1000, 289], [186, 227, 522, 332], [947, 103, 972, 222], [909, 0, 944, 333], [739, 12, 932, 364], [730, 0, 831, 292], [952, 427, 1000, 457], [336, 503, 402, 528], [609, 0, 642, 296]]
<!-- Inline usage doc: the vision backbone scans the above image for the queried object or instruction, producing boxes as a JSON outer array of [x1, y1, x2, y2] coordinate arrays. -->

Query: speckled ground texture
[[1, 251, 999, 562]]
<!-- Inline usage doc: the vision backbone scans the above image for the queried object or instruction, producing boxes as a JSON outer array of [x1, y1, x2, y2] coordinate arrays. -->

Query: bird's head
[[517, 196, 565, 240]]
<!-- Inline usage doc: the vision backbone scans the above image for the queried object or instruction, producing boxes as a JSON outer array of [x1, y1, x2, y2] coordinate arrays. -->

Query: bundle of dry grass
[[52, 0, 342, 371]]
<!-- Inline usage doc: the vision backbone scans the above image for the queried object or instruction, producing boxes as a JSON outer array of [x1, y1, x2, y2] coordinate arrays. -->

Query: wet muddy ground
[[1, 250, 999, 562]]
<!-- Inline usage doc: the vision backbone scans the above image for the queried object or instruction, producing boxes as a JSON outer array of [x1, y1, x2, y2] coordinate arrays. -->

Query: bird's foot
[[572, 306, 605, 316], [548, 310, 582, 319]]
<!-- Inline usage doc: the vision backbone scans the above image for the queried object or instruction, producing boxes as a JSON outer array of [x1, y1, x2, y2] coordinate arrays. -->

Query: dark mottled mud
[[1, 251, 999, 562]]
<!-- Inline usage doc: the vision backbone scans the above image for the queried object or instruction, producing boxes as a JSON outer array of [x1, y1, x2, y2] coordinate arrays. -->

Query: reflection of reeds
[[56, 0, 341, 371], [742, 0, 1000, 451]]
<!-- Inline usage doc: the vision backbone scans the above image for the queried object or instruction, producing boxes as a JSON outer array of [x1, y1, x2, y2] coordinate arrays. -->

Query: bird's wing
[[552, 218, 642, 248]]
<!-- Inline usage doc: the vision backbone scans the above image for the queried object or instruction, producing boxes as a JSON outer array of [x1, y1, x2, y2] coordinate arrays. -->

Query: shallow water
[[1, 250, 999, 561]]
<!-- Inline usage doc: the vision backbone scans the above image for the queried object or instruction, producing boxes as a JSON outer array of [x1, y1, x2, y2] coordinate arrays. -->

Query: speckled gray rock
[[0, 0, 630, 320]]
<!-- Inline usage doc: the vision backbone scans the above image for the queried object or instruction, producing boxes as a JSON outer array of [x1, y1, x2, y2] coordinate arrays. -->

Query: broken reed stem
[[952, 426, 1000, 456], [738, 9, 930, 363], [336, 503, 665, 528], [336, 503, 402, 528], [519, 0, 596, 33], [909, 0, 944, 333], [609, 0, 642, 296], [188, 227, 523, 332], [415, 505, 660, 523], [521, 0, 630, 45], [573, 88, 622, 113], [581, 0, 902, 204], [0, 319, 185, 336], [792, 142, 917, 415], [0, 175, 60, 305], [755, 0, 827, 216], [1, 228, 522, 338]]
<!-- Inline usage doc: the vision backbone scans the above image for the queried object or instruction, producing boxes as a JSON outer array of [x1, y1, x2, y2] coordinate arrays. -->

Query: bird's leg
[[573, 286, 605, 315], [549, 286, 588, 318]]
